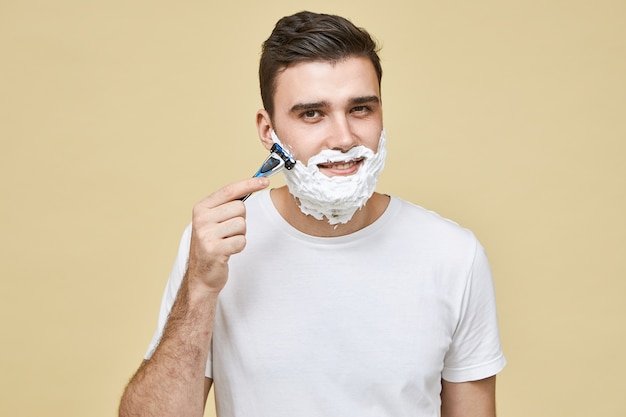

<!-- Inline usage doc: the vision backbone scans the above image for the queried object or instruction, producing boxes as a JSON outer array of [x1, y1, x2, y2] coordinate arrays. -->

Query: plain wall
[[1, 1, 624, 416]]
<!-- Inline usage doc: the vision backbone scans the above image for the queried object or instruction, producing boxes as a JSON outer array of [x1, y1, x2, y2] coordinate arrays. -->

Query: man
[[119, 11, 505, 417]]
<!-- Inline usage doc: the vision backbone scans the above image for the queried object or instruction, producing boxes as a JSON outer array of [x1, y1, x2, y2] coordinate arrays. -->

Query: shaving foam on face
[[271, 129, 387, 225]]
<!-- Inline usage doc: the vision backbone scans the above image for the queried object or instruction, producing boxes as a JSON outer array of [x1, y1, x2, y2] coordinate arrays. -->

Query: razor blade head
[[241, 142, 296, 201], [270, 143, 296, 170]]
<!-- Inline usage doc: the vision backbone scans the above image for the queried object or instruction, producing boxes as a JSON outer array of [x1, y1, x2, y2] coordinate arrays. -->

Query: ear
[[256, 109, 275, 151]]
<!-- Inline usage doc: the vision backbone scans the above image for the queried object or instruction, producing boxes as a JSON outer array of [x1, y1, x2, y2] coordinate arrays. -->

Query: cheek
[[359, 132, 382, 154], [350, 120, 383, 150], [368, 137, 382, 153], [273, 127, 320, 163], [283, 141, 320, 165]]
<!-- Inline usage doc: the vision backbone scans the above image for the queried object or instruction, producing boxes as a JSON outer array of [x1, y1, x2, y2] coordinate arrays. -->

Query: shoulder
[[390, 196, 476, 242], [381, 196, 484, 271]]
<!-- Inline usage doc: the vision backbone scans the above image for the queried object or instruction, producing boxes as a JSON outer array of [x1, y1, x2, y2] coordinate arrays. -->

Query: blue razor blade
[[240, 143, 296, 201]]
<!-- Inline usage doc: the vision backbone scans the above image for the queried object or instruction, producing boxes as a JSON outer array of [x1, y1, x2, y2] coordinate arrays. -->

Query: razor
[[240, 143, 296, 201]]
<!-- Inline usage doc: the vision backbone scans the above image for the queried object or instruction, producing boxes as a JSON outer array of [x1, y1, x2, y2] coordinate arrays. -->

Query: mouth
[[317, 158, 364, 175]]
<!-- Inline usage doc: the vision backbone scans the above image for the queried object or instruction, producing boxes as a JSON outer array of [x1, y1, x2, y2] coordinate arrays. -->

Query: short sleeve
[[442, 241, 506, 382], [144, 224, 192, 359]]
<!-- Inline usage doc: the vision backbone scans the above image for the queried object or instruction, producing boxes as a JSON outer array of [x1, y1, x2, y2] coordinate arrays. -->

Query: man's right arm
[[118, 177, 269, 417]]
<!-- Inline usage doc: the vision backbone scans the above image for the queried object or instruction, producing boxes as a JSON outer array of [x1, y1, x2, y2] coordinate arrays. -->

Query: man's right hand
[[186, 177, 270, 294]]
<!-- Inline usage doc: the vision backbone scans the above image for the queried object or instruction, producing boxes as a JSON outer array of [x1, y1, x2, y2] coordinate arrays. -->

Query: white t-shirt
[[147, 190, 506, 417]]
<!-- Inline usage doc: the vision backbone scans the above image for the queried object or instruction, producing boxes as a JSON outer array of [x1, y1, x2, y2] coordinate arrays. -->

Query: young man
[[119, 11, 505, 417]]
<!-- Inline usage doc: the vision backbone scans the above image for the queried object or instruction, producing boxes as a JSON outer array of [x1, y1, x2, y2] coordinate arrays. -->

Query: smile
[[317, 158, 364, 170]]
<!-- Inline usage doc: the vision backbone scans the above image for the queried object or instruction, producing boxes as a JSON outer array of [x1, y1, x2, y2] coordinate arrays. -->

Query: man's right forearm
[[119, 177, 268, 416], [119, 273, 218, 417]]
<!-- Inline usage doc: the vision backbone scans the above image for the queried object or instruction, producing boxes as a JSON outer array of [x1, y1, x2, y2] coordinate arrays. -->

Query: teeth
[[319, 159, 360, 169], [334, 162, 354, 169]]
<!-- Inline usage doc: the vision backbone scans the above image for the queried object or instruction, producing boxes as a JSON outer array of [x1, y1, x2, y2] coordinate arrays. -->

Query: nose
[[327, 116, 357, 152]]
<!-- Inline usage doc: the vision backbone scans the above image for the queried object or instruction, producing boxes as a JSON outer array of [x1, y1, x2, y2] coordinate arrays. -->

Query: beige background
[[1, 1, 624, 416]]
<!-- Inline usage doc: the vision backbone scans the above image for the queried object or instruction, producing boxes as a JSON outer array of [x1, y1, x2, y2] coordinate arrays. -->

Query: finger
[[209, 216, 247, 241], [222, 234, 247, 255], [191, 218, 247, 260], [204, 177, 270, 208], [194, 199, 246, 226]]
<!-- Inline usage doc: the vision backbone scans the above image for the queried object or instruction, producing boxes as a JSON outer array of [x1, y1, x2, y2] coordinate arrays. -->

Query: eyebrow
[[350, 95, 380, 106], [290, 101, 331, 113], [289, 95, 380, 113]]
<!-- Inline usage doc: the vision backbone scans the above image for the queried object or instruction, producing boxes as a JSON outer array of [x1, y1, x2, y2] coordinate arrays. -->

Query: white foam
[[271, 130, 387, 225]]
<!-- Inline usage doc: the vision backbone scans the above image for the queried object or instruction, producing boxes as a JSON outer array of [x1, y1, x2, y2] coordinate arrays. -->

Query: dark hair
[[259, 11, 382, 117]]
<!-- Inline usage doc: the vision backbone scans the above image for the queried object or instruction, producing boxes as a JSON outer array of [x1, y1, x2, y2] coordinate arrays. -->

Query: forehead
[[273, 56, 380, 108]]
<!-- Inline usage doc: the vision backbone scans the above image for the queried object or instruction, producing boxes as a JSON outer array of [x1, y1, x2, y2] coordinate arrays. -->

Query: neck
[[270, 186, 389, 237]]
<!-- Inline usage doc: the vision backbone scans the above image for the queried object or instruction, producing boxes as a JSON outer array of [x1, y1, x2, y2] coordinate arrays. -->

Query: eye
[[351, 105, 370, 114], [300, 109, 322, 120]]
